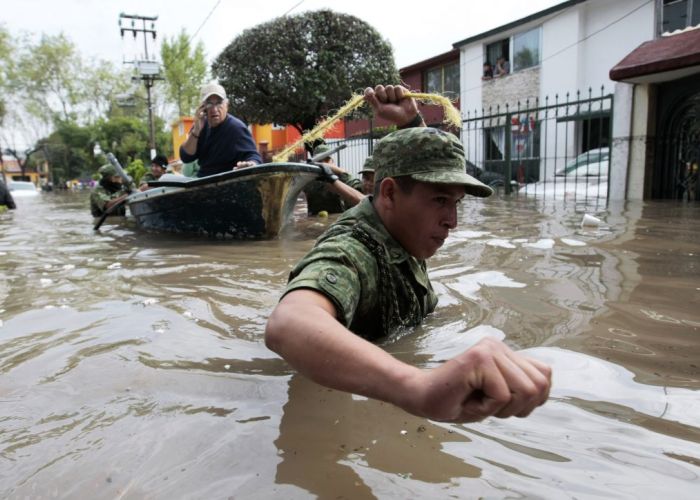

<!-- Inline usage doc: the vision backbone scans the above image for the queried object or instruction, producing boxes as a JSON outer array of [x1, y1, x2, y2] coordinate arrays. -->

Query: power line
[[283, 0, 306, 16], [189, 0, 223, 43]]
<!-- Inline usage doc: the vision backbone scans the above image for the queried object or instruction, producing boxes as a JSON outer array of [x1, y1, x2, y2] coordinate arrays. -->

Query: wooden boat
[[126, 162, 322, 239]]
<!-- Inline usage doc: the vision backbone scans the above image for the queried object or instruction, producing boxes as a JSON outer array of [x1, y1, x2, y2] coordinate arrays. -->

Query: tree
[[212, 10, 399, 134], [0, 25, 13, 126], [17, 33, 84, 123], [160, 30, 208, 117]]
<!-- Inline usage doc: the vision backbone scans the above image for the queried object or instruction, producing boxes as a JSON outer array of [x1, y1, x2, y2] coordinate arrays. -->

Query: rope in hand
[[272, 92, 461, 162]]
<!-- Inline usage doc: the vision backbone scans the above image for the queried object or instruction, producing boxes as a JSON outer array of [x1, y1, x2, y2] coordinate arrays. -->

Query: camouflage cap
[[359, 156, 375, 174], [98, 164, 118, 177], [373, 128, 493, 198], [313, 144, 331, 155]]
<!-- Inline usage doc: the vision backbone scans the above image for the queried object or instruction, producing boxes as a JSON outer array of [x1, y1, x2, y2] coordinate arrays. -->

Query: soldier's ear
[[378, 177, 397, 206]]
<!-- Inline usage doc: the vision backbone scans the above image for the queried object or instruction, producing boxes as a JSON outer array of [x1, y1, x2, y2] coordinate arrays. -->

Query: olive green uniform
[[284, 127, 493, 341], [303, 172, 364, 214], [285, 197, 437, 340], [90, 185, 129, 217]]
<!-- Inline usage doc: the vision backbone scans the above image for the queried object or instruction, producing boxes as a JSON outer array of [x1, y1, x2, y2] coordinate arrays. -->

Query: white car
[[520, 148, 609, 199], [7, 181, 40, 197]]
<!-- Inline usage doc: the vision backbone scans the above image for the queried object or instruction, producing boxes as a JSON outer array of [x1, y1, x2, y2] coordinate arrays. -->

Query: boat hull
[[127, 163, 320, 239]]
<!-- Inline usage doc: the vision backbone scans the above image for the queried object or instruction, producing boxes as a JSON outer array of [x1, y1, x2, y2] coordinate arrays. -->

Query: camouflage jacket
[[303, 172, 364, 214], [90, 185, 128, 217], [285, 197, 437, 340]]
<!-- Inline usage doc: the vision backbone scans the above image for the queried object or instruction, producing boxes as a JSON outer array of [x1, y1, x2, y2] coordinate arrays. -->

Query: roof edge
[[453, 0, 587, 48]]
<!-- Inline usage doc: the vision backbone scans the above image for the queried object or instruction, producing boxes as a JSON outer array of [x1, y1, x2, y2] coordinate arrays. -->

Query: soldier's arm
[[265, 290, 551, 423], [326, 178, 364, 208]]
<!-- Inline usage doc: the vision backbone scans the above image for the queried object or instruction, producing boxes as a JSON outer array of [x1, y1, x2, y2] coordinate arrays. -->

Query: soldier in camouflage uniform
[[304, 144, 364, 214], [358, 155, 375, 195], [90, 164, 130, 217], [138, 154, 168, 191], [266, 85, 551, 423]]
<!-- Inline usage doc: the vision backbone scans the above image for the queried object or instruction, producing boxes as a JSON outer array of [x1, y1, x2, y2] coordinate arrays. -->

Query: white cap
[[200, 82, 227, 102]]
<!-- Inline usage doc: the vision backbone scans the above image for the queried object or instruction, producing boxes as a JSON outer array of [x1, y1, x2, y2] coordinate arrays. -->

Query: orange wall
[[173, 116, 347, 161], [171, 117, 194, 160]]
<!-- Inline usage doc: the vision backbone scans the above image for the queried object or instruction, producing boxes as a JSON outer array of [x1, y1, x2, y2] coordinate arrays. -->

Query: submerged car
[[520, 148, 609, 199], [7, 181, 40, 197], [555, 148, 609, 178]]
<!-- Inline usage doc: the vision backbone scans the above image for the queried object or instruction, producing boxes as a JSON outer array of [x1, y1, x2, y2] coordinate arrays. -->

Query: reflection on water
[[1, 192, 699, 498]]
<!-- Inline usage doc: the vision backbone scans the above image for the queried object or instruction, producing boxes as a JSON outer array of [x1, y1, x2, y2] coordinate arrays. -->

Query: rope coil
[[272, 92, 461, 162]]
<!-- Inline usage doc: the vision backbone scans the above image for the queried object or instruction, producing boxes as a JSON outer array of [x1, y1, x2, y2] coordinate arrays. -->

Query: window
[[484, 27, 541, 76], [513, 28, 541, 71], [485, 39, 509, 71], [425, 62, 460, 96], [661, 0, 700, 33]]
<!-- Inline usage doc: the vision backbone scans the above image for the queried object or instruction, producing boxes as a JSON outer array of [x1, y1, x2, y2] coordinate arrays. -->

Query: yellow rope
[[271, 91, 461, 162]]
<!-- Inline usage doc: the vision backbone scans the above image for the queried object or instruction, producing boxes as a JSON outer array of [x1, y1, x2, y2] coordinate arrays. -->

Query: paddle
[[93, 154, 135, 231], [309, 143, 347, 163]]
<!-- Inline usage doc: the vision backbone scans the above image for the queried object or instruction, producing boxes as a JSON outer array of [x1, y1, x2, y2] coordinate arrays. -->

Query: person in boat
[[139, 154, 169, 191], [90, 164, 130, 217], [304, 143, 364, 215], [265, 84, 551, 423], [180, 82, 262, 178], [0, 179, 17, 210]]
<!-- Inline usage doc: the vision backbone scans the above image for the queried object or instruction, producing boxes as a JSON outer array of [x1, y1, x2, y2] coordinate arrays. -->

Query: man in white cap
[[180, 82, 262, 177]]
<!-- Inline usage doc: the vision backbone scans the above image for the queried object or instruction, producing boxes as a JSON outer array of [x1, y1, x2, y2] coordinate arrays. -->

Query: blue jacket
[[180, 114, 262, 177]]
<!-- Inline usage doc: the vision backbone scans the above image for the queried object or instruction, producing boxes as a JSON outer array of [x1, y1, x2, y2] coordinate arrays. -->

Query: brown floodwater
[[1, 191, 699, 499]]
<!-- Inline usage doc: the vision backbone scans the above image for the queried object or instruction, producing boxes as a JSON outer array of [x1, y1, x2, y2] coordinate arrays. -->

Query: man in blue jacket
[[180, 82, 262, 177]]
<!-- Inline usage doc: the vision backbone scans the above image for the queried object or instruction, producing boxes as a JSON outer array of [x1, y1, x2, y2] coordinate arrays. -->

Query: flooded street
[[1, 191, 699, 499]]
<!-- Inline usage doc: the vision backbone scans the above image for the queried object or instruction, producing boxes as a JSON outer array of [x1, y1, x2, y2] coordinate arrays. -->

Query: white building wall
[[456, 0, 658, 194], [540, 8, 581, 101]]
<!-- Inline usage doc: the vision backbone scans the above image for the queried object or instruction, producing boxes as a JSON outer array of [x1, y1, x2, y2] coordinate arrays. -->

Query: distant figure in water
[[90, 164, 129, 217]]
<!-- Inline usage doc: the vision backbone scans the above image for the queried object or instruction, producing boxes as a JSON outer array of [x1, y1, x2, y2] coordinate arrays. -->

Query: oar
[[93, 154, 135, 231], [93, 196, 130, 230]]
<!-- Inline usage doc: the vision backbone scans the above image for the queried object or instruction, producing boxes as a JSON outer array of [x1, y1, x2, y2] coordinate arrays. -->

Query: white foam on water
[[446, 270, 526, 300], [524, 238, 555, 250], [452, 230, 490, 239], [560, 238, 586, 247], [486, 239, 516, 249]]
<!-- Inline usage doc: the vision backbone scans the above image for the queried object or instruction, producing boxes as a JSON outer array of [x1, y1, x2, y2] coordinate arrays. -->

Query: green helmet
[[98, 164, 118, 178]]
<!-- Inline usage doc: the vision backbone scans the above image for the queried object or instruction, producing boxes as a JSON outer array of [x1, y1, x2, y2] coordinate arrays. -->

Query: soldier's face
[[390, 181, 463, 259], [362, 172, 375, 194]]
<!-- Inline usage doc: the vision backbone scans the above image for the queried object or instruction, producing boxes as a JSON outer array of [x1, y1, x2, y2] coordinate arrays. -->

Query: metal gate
[[462, 88, 614, 201], [654, 75, 700, 201]]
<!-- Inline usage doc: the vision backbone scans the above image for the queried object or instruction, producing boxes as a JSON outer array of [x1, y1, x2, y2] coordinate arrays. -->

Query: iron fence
[[463, 87, 614, 202]]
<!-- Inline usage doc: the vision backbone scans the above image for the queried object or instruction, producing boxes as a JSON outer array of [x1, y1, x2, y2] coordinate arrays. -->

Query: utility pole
[[118, 13, 163, 160]]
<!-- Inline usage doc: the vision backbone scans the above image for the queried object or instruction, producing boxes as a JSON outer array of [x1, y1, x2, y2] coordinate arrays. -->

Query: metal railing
[[463, 87, 614, 202]]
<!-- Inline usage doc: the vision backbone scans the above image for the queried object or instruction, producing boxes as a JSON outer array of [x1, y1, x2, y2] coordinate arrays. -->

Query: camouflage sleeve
[[344, 176, 363, 192], [90, 188, 112, 216], [283, 237, 371, 327]]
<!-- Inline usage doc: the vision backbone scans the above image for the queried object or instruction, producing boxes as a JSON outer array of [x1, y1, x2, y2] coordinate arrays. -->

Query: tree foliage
[[212, 9, 399, 133], [16, 33, 84, 122], [0, 25, 14, 125], [161, 30, 208, 117]]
